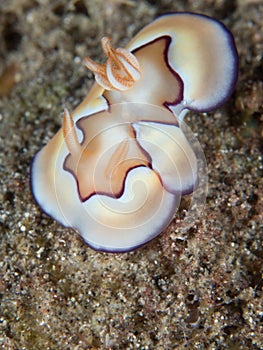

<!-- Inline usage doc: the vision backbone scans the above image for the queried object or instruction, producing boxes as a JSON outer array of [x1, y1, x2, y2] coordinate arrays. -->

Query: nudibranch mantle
[[31, 13, 238, 252]]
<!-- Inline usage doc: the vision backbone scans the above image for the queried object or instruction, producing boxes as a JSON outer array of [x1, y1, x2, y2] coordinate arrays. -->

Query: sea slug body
[[31, 13, 238, 252]]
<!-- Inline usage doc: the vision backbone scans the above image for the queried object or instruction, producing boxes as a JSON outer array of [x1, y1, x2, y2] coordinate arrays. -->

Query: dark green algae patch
[[0, 0, 262, 349]]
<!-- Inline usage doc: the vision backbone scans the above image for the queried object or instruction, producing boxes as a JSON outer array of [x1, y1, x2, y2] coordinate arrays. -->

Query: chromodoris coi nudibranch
[[31, 13, 238, 252]]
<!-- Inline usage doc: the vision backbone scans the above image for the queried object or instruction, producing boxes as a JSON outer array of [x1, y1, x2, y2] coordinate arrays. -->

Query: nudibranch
[[31, 13, 238, 252]]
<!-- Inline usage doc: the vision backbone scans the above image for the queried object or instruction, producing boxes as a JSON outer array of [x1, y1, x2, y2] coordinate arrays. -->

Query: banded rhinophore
[[31, 13, 238, 252]]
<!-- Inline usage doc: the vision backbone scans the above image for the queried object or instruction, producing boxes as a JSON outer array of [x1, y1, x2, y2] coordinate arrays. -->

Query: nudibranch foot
[[31, 12, 238, 253]]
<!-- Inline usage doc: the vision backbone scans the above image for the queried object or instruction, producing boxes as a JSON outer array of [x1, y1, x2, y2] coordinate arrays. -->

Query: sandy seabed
[[0, 0, 262, 349]]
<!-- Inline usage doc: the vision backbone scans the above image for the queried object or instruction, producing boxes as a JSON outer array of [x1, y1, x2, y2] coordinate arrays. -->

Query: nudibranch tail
[[31, 12, 238, 252], [84, 37, 141, 91]]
